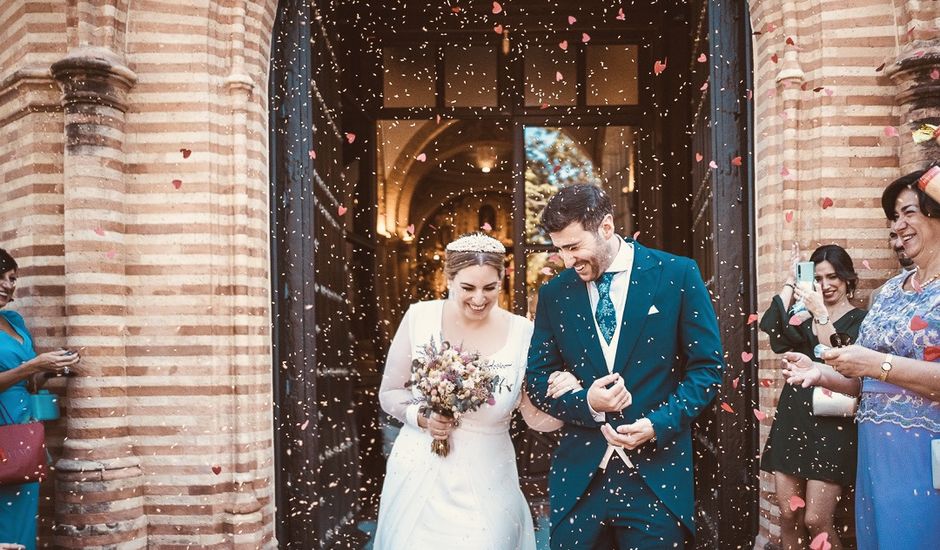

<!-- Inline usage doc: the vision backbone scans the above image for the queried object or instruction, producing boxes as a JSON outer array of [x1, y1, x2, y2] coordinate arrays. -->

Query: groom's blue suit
[[526, 240, 723, 547]]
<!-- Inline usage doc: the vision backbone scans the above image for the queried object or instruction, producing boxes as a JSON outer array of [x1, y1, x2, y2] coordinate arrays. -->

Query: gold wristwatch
[[879, 353, 893, 382]]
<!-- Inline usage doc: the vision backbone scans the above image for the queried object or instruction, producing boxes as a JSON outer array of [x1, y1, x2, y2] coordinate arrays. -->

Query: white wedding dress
[[374, 300, 536, 550]]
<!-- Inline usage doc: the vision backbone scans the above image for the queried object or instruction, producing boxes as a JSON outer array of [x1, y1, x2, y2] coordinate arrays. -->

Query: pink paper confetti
[[94, 227, 105, 237], [741, 351, 753, 362], [568, 15, 577, 25], [789, 495, 805, 511], [695, 153, 703, 162], [615, 8, 625, 21], [753, 409, 767, 421], [481, 222, 492, 231], [785, 211, 794, 223], [172, 179, 182, 189], [491, 1, 502, 14], [556, 71, 564, 81], [180, 148, 192, 159], [346, 132, 356, 144], [559, 39, 568, 51], [884, 126, 899, 137], [747, 313, 758, 325], [720, 402, 734, 413], [653, 58, 667, 76], [581, 32, 591, 43], [862, 259, 872, 270], [337, 205, 347, 216], [708, 160, 718, 169], [308, 149, 316, 160], [697, 53, 707, 63], [415, 153, 427, 162], [810, 532, 832, 550]]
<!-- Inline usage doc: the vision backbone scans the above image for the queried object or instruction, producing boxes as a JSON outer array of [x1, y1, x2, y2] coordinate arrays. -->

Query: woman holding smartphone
[[0, 249, 79, 549], [759, 244, 866, 550]]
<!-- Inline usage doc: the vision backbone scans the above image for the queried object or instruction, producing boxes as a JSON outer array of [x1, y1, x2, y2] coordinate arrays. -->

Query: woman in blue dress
[[0, 249, 80, 549], [783, 167, 940, 550]]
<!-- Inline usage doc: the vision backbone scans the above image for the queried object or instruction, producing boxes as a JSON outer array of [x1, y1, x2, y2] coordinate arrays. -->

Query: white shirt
[[586, 237, 635, 466], [587, 236, 634, 372]]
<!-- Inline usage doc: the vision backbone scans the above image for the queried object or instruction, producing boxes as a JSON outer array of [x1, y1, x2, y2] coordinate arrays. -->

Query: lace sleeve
[[378, 306, 423, 429]]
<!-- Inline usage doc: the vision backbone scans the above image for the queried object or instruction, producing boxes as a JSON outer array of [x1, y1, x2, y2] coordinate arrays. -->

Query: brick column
[[887, 43, 940, 172], [50, 47, 146, 547]]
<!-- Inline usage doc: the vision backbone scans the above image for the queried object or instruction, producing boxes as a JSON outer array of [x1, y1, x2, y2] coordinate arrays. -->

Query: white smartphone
[[796, 261, 815, 288]]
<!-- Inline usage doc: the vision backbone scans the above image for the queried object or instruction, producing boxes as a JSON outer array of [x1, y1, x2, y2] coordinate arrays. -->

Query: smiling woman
[[374, 231, 579, 549], [0, 249, 80, 549], [782, 166, 940, 549]]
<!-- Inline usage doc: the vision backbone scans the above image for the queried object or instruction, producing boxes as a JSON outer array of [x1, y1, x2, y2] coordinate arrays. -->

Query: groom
[[526, 184, 723, 549]]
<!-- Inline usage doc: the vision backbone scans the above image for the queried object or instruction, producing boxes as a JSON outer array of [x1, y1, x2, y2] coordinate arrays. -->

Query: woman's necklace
[[913, 267, 940, 290]]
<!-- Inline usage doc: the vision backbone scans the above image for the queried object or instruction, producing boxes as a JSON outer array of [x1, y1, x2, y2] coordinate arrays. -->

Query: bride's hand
[[781, 351, 822, 388], [426, 412, 456, 440], [546, 371, 583, 398]]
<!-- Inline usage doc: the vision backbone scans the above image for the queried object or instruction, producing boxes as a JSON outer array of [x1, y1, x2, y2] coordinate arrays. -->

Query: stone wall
[[0, 1, 279, 546], [748, 0, 939, 547]]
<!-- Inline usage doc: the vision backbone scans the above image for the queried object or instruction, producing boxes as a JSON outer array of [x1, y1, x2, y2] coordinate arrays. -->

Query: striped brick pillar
[[888, 42, 940, 172], [49, 48, 146, 547]]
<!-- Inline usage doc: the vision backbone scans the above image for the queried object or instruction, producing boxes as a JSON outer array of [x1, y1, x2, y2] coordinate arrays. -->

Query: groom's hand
[[613, 418, 656, 450], [587, 373, 632, 413]]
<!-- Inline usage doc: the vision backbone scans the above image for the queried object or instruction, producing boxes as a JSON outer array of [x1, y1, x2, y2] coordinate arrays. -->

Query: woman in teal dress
[[0, 249, 79, 549], [759, 244, 866, 550]]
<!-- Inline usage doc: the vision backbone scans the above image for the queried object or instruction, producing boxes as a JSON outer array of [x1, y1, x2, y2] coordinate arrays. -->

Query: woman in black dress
[[760, 244, 865, 550]]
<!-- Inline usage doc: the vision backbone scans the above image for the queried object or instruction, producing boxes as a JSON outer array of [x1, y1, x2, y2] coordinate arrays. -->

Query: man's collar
[[605, 235, 633, 273]]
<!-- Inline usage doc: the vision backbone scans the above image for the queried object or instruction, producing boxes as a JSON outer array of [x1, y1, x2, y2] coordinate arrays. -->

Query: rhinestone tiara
[[445, 233, 506, 254]]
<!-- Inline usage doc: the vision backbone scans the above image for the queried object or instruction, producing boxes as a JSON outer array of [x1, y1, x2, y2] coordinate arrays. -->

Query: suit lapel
[[559, 272, 608, 377], [612, 241, 662, 375]]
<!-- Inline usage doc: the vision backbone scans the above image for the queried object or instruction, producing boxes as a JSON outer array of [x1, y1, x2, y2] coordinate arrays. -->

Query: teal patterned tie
[[595, 272, 617, 344]]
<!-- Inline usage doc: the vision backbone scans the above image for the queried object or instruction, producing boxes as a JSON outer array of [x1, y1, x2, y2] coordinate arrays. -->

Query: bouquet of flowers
[[407, 337, 508, 457]]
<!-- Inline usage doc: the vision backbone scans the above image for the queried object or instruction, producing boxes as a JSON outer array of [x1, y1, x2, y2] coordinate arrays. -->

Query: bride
[[374, 232, 581, 549]]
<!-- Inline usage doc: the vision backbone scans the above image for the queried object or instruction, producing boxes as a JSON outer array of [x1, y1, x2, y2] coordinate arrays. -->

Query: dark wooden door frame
[[689, 0, 759, 547], [269, 0, 362, 546]]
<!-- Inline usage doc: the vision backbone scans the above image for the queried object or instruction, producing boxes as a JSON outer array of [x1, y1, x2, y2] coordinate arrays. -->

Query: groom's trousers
[[550, 459, 688, 550]]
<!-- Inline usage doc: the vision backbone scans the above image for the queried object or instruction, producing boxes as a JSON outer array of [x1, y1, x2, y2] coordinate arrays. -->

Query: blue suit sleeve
[[525, 284, 601, 427], [646, 259, 723, 448]]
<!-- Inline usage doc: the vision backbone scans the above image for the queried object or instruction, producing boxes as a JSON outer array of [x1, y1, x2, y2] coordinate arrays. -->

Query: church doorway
[[269, 1, 758, 547]]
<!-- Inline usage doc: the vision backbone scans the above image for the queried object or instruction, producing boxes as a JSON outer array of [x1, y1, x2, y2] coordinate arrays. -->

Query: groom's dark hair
[[540, 184, 613, 234]]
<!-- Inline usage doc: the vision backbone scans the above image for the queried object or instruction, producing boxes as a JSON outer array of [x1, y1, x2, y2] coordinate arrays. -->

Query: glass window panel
[[524, 126, 635, 244], [525, 251, 565, 317], [524, 46, 576, 107], [383, 47, 436, 108], [586, 45, 639, 106], [524, 127, 604, 244], [445, 46, 498, 107]]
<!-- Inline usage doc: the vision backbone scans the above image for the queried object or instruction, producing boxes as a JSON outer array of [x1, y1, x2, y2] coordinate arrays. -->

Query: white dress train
[[374, 300, 536, 550]]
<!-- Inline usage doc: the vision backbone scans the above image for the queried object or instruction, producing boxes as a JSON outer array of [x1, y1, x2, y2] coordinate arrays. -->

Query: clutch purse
[[811, 387, 858, 417], [30, 390, 60, 421], [0, 403, 48, 486]]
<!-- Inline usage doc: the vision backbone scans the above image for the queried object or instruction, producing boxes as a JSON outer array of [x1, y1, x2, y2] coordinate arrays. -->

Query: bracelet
[[783, 283, 796, 290]]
